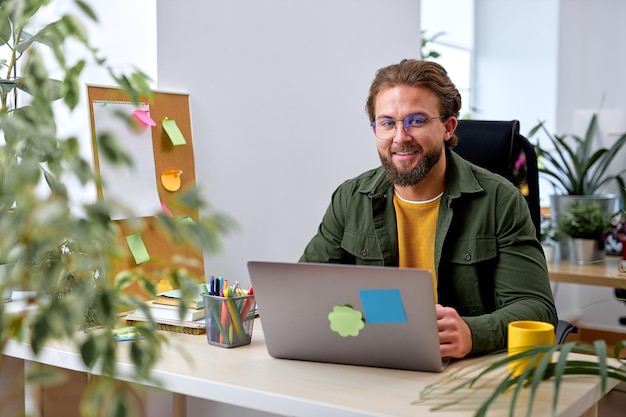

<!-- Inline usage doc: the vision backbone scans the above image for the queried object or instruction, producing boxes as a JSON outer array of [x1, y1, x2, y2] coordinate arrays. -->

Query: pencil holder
[[202, 294, 256, 348]]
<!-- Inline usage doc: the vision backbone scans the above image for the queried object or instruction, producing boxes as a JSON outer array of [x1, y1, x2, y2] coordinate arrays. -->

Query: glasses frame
[[371, 114, 447, 140]]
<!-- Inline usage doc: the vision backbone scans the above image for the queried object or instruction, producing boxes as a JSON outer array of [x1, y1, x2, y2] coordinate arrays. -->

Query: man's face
[[373, 85, 453, 187]]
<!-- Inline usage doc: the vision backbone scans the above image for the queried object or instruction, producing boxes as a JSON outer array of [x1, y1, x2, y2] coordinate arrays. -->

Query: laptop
[[247, 261, 448, 372]]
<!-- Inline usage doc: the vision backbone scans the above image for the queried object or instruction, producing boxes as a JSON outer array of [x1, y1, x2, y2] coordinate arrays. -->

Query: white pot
[[570, 238, 604, 265], [542, 244, 555, 263]]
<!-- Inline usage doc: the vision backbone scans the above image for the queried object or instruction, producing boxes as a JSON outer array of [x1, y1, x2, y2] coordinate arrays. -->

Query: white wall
[[156, 0, 421, 287], [557, 0, 626, 131], [473, 0, 559, 137]]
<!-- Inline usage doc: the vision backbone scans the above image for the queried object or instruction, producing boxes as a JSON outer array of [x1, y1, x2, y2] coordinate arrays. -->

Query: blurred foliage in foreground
[[0, 1, 234, 415]]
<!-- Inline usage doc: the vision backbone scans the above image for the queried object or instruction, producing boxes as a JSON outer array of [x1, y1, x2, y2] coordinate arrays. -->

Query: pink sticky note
[[161, 202, 173, 217], [132, 109, 156, 126]]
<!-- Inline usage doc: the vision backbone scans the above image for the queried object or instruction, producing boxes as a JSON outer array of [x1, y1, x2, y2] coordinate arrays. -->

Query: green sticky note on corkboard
[[162, 119, 186, 145], [126, 233, 150, 264]]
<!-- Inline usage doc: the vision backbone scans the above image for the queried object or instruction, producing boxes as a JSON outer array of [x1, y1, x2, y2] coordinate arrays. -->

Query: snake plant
[[528, 113, 626, 204]]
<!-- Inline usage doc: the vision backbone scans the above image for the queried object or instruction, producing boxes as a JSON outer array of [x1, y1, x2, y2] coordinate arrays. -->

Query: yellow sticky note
[[161, 169, 182, 191], [156, 279, 174, 293], [126, 233, 150, 264], [162, 119, 186, 145]]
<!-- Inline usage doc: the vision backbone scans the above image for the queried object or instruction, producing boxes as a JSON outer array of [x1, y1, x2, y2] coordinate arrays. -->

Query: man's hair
[[365, 59, 462, 148]]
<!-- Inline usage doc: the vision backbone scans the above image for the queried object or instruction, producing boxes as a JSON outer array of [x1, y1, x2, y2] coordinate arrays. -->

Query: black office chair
[[454, 120, 541, 240], [453, 119, 578, 344], [615, 288, 626, 326]]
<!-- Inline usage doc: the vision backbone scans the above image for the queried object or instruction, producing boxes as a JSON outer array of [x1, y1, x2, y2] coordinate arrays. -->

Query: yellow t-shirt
[[393, 191, 442, 303]]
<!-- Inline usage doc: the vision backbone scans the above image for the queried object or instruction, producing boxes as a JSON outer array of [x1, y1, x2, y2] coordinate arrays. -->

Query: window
[[421, 0, 474, 118]]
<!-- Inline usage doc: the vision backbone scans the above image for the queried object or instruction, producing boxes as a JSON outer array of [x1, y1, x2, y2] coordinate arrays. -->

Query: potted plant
[[611, 189, 626, 261], [539, 218, 560, 263], [611, 208, 626, 256], [0, 2, 232, 415], [528, 113, 626, 260], [611, 194, 626, 274], [615, 219, 626, 258], [556, 201, 613, 264]]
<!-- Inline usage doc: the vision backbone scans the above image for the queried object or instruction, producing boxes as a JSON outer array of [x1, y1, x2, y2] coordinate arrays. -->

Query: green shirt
[[300, 150, 558, 355]]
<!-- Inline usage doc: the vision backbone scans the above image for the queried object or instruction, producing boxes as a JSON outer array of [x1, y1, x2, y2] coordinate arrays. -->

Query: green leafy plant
[[556, 201, 613, 239], [0, 1, 233, 415], [528, 113, 626, 203], [614, 219, 626, 244], [420, 30, 446, 60], [612, 190, 626, 242], [540, 220, 560, 244], [416, 340, 626, 417]]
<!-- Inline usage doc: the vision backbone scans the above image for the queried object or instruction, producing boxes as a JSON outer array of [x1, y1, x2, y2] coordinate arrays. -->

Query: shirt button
[[464, 253, 471, 261], [360, 249, 368, 257]]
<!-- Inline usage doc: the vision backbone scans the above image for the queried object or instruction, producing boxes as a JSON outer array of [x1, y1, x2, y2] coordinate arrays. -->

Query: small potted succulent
[[557, 201, 613, 264], [539, 219, 560, 263]]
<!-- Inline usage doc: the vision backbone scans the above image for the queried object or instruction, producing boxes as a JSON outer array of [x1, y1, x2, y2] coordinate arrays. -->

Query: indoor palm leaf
[[416, 340, 625, 417], [529, 113, 626, 202]]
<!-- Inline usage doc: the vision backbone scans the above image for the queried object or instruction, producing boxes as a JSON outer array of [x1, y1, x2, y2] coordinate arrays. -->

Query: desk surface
[[3, 319, 622, 417], [548, 256, 626, 288]]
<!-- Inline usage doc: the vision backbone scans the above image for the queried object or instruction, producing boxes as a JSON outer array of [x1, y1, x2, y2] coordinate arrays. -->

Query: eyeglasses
[[371, 114, 447, 140]]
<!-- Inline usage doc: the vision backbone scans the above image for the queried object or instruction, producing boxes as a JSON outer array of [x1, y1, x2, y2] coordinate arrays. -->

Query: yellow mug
[[507, 320, 555, 376]]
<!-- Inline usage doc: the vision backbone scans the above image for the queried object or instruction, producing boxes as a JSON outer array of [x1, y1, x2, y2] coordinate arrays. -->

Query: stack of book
[[125, 286, 207, 334], [154, 287, 205, 309]]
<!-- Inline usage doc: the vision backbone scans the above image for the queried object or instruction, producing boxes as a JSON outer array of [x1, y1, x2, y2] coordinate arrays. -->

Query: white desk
[[2, 319, 622, 417], [548, 256, 626, 288]]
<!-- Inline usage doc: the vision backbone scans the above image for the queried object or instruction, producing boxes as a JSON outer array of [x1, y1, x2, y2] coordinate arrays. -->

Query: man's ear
[[443, 117, 458, 141]]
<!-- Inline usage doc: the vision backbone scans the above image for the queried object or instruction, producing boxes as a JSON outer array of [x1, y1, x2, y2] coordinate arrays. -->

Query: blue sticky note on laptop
[[359, 288, 407, 324]]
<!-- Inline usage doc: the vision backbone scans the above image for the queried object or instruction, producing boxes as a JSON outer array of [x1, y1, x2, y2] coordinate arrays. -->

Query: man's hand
[[436, 304, 473, 358]]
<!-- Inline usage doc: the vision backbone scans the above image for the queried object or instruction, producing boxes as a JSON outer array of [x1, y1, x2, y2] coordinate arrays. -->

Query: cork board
[[87, 85, 204, 295]]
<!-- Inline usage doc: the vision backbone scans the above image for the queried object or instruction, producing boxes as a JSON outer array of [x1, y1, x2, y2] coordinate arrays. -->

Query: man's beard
[[379, 142, 443, 187]]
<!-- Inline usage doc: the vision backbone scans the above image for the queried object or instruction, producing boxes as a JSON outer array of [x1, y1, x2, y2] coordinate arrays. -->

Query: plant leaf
[[593, 339, 608, 393], [80, 333, 98, 368], [525, 344, 561, 417], [0, 14, 11, 47], [417, 342, 626, 416], [75, 0, 98, 22], [551, 341, 578, 414]]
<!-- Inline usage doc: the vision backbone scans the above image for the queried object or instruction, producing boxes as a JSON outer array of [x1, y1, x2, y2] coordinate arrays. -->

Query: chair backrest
[[453, 119, 541, 241]]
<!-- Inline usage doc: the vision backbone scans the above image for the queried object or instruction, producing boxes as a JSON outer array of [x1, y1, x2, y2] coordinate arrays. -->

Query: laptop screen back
[[247, 261, 445, 372]]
